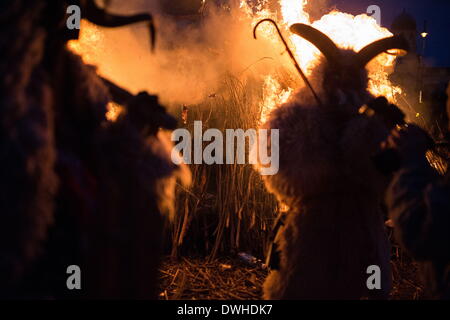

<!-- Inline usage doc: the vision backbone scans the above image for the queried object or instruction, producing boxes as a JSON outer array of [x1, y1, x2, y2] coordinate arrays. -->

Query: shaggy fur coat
[[261, 56, 392, 299]]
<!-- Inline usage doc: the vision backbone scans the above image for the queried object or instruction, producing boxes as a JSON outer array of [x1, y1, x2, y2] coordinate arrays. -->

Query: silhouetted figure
[[386, 85, 450, 299], [259, 24, 408, 299], [0, 1, 189, 299]]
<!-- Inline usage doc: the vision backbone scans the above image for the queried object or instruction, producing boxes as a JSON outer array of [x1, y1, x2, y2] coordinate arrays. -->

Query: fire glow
[[68, 21, 124, 120], [68, 1, 403, 124]]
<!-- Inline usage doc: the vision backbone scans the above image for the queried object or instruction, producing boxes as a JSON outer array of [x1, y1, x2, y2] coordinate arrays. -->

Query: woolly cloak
[[261, 88, 392, 299]]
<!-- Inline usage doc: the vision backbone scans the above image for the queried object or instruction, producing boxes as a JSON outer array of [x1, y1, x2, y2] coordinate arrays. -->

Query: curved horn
[[289, 23, 342, 63], [82, 0, 156, 50], [356, 35, 409, 67]]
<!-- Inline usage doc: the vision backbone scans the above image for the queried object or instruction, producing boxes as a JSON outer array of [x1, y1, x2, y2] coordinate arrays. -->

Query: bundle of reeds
[[167, 75, 280, 260]]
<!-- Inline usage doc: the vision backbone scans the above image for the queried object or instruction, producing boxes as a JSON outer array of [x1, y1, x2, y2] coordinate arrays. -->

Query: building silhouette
[[390, 10, 450, 139]]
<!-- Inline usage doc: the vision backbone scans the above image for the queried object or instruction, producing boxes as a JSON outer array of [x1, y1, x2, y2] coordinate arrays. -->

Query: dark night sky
[[331, 0, 450, 67]]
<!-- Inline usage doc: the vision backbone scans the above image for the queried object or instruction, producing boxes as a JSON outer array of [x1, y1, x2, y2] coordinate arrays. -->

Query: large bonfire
[[239, 0, 402, 122], [68, 0, 403, 124]]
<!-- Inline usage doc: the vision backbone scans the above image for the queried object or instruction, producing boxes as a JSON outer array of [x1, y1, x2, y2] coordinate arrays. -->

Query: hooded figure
[[386, 83, 450, 299]]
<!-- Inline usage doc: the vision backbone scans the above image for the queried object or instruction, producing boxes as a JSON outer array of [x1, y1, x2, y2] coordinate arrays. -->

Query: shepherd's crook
[[253, 19, 322, 106]]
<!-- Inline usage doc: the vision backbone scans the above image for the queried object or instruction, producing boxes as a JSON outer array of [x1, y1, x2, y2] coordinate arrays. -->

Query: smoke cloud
[[78, 0, 297, 107]]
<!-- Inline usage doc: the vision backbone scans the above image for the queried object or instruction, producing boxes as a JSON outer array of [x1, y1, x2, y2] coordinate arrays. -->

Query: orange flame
[[67, 20, 103, 65], [260, 75, 293, 123], [106, 102, 124, 122], [243, 0, 403, 123]]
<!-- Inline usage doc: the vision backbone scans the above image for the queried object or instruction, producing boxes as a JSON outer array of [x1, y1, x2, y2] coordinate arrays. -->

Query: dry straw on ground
[[159, 257, 268, 300], [158, 252, 423, 300]]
